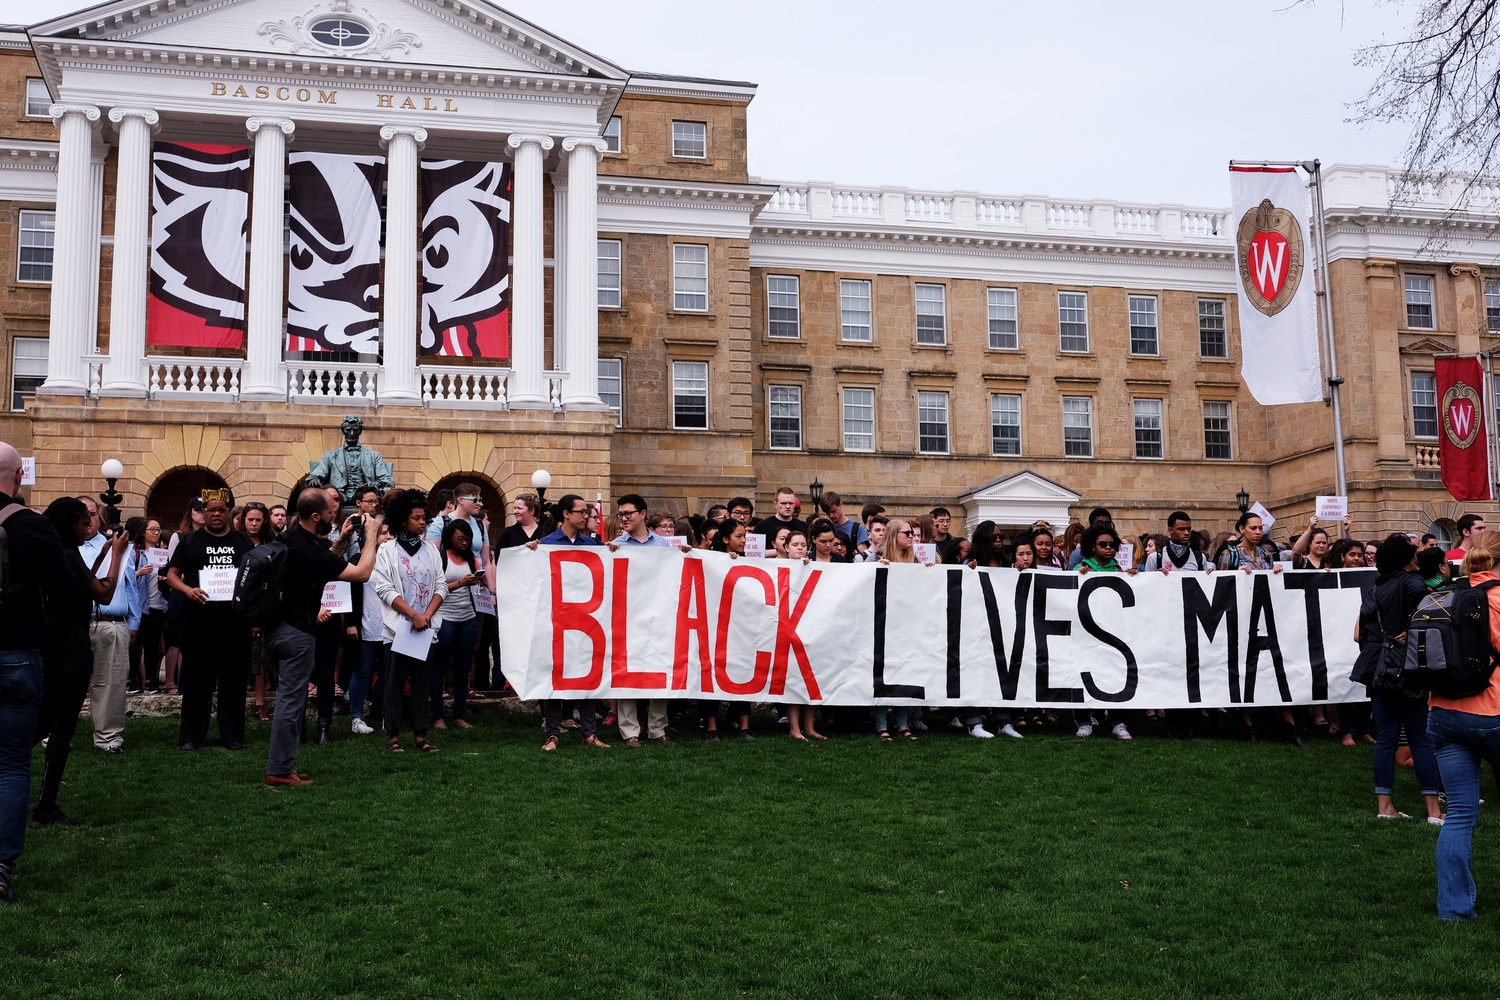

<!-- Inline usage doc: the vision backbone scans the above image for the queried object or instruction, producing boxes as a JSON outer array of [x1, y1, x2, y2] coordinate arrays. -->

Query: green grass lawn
[[3, 709, 1498, 999]]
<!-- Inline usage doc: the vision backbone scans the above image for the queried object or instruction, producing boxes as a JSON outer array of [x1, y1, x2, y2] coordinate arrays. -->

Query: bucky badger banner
[[495, 548, 1370, 708], [1436, 355, 1492, 501], [146, 142, 250, 349], [287, 152, 385, 354], [419, 159, 511, 358]]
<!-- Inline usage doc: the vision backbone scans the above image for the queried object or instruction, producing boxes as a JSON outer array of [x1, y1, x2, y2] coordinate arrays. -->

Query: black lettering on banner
[[1032, 573, 1084, 703], [977, 570, 1026, 699], [872, 568, 924, 700], [1076, 576, 1139, 703], [1182, 575, 1239, 703], [946, 570, 963, 700], [1282, 572, 1337, 701], [1246, 575, 1291, 702]]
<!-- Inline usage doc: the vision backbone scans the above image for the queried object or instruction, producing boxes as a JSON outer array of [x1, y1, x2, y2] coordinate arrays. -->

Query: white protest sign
[[199, 567, 237, 602], [321, 581, 353, 613], [670, 536, 690, 550], [20, 457, 35, 486], [744, 533, 766, 559], [1315, 496, 1348, 521], [392, 617, 437, 658], [473, 585, 497, 616], [146, 547, 169, 570], [914, 542, 937, 565], [1116, 542, 1135, 568], [1249, 502, 1276, 529]]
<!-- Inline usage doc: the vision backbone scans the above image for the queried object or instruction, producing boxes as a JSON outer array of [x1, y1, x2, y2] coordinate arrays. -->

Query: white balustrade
[[905, 194, 952, 223], [419, 366, 511, 409], [765, 186, 809, 214], [146, 357, 243, 399], [832, 188, 881, 217], [1181, 211, 1223, 238], [1114, 207, 1158, 234], [286, 362, 380, 403], [1046, 202, 1092, 229], [85, 355, 104, 398], [548, 371, 568, 411], [1387, 173, 1441, 205], [975, 199, 1022, 225]]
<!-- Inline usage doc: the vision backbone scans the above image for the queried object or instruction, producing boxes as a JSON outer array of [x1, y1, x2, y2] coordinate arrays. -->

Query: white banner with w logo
[[1230, 166, 1323, 405]]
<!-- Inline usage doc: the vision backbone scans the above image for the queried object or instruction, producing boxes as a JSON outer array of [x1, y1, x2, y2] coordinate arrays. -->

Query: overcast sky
[[21, 0, 1418, 207]]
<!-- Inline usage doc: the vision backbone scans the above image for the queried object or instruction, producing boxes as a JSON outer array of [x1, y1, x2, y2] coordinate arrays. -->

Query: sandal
[[877, 729, 892, 741], [414, 738, 439, 753], [388, 738, 405, 753], [899, 728, 918, 741], [256, 705, 270, 722], [454, 720, 472, 730]]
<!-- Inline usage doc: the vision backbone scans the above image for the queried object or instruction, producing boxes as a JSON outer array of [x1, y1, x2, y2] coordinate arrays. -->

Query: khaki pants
[[617, 699, 668, 740], [88, 621, 131, 750]]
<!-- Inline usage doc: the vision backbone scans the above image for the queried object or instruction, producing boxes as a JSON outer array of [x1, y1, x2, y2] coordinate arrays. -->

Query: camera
[[349, 514, 364, 530]]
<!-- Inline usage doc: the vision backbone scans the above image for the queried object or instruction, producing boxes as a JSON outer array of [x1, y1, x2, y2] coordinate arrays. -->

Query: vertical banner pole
[[1487, 350, 1499, 505], [1307, 160, 1348, 497]]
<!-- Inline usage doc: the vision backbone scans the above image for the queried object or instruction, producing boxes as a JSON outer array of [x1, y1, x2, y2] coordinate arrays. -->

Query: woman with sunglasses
[[1073, 523, 1135, 741]]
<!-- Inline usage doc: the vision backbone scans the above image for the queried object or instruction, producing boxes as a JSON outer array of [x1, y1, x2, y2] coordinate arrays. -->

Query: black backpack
[[1402, 579, 1500, 699], [0, 502, 23, 611], [233, 538, 289, 629]]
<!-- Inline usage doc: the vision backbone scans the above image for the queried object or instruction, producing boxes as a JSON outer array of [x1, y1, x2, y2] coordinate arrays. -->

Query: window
[[841, 279, 872, 342], [1059, 292, 1089, 352], [1128, 296, 1159, 355], [598, 358, 622, 426], [11, 338, 47, 411], [1487, 279, 1500, 332], [917, 391, 950, 454], [1406, 274, 1435, 329], [1203, 401, 1233, 460], [672, 244, 708, 311], [603, 116, 622, 154], [766, 276, 800, 339], [672, 121, 706, 158], [1062, 396, 1093, 457], [672, 361, 708, 429], [914, 284, 946, 345], [991, 394, 1021, 456], [18, 211, 55, 283], [1412, 371, 1438, 438], [986, 288, 1018, 350], [597, 239, 621, 308], [1133, 398, 1163, 459], [1199, 299, 1227, 357], [843, 387, 875, 451], [25, 79, 50, 118], [309, 17, 372, 48], [768, 385, 802, 449]]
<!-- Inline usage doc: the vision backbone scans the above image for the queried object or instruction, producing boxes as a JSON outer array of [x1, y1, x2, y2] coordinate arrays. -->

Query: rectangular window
[[991, 393, 1021, 456], [915, 283, 946, 345], [672, 360, 708, 429], [603, 116, 622, 154], [1406, 274, 1435, 329], [1487, 279, 1500, 332], [672, 244, 708, 311], [766, 275, 800, 339], [672, 121, 706, 158], [1412, 371, 1438, 438], [987, 288, 1018, 350], [1062, 396, 1093, 457], [1128, 295, 1159, 355], [18, 210, 55, 284], [598, 358, 622, 427], [24, 79, 49, 118], [768, 385, 802, 449], [1204, 401, 1233, 460], [1199, 299, 1227, 357], [1059, 292, 1089, 352], [841, 279, 872, 342], [1133, 398, 1163, 459], [917, 391, 950, 454], [842, 387, 875, 451], [597, 239, 621, 308], [11, 337, 47, 411]]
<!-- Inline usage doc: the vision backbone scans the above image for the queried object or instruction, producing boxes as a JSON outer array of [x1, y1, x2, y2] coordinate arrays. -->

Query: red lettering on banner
[[672, 559, 713, 691], [714, 564, 774, 696], [769, 567, 823, 699], [550, 550, 605, 691], [610, 559, 665, 690]]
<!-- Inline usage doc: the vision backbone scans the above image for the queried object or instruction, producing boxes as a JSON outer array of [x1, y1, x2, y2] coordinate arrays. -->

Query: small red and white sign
[[321, 581, 353, 613]]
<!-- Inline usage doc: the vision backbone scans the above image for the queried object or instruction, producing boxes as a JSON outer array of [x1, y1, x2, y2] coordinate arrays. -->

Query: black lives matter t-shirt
[[168, 528, 252, 636]]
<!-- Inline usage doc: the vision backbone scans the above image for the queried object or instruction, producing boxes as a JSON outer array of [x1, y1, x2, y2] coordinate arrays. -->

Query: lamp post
[[531, 468, 552, 521], [1236, 487, 1250, 514], [100, 458, 124, 528], [808, 476, 823, 510]]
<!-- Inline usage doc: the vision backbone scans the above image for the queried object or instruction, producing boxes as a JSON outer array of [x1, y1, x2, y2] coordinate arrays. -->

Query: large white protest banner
[[494, 548, 1369, 709]]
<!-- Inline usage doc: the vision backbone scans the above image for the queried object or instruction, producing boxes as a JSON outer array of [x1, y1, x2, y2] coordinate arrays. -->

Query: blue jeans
[[348, 640, 382, 720], [874, 706, 909, 731], [0, 650, 44, 867], [430, 616, 478, 722], [1428, 708, 1500, 919], [1372, 692, 1440, 796]]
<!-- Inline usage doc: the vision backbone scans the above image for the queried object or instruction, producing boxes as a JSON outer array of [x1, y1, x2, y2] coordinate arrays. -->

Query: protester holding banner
[[431, 519, 480, 730], [375, 490, 447, 754], [1216, 513, 1280, 572]]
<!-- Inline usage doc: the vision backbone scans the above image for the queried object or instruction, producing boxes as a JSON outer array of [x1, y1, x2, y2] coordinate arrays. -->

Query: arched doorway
[[429, 473, 507, 530], [146, 467, 232, 530]]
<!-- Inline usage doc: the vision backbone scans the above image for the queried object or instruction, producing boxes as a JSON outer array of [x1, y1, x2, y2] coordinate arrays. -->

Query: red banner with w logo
[[1436, 355, 1491, 501]]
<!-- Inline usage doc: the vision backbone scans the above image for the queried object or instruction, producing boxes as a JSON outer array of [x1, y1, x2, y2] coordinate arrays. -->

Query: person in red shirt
[[1445, 513, 1485, 562]]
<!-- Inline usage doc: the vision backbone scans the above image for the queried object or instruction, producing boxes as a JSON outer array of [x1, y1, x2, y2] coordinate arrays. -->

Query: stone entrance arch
[[429, 472, 507, 524], [146, 467, 232, 529]]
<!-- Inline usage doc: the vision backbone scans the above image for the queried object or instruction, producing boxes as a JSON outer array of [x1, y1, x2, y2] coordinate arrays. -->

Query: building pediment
[[959, 470, 1081, 506], [1399, 335, 1456, 355]]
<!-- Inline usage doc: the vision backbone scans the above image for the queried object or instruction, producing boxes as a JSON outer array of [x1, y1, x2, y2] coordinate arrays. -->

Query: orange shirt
[[1430, 570, 1500, 716]]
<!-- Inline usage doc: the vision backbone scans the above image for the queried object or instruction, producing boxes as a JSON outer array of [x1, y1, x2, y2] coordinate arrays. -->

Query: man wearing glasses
[[609, 494, 669, 549], [606, 495, 671, 747], [526, 495, 607, 749]]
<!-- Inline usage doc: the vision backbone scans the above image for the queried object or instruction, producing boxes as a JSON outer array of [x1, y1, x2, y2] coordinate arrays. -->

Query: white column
[[506, 133, 553, 406], [378, 125, 427, 405], [552, 174, 568, 373], [562, 137, 607, 407], [241, 117, 295, 401], [101, 108, 160, 396], [39, 104, 101, 395]]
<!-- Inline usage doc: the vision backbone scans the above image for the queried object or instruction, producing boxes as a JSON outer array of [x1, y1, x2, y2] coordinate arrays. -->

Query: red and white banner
[[420, 159, 511, 358], [1436, 355, 1492, 501], [287, 152, 385, 354], [147, 142, 250, 349], [495, 548, 1368, 708], [1229, 165, 1323, 405]]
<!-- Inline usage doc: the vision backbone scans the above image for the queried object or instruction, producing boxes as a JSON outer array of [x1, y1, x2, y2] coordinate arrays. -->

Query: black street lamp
[[531, 468, 552, 521], [100, 458, 124, 528], [1236, 487, 1250, 514], [808, 477, 823, 509]]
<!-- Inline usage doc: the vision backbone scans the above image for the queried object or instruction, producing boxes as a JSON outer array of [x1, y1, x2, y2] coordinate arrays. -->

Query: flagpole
[[1305, 159, 1348, 497], [1486, 350, 1499, 502]]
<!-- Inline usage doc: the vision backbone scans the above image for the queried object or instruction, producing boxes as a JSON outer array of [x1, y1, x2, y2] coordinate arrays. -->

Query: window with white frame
[[597, 239, 621, 308], [1059, 292, 1089, 352], [24, 79, 49, 118], [672, 121, 706, 158], [11, 337, 47, 411], [917, 391, 950, 454], [1133, 398, 1163, 458], [1411, 371, 1438, 438], [766, 276, 800, 338], [603, 116, 622, 154], [843, 387, 875, 451], [1487, 279, 1500, 332], [1406, 274, 1435, 329], [1199, 299, 1227, 357], [1062, 396, 1093, 457], [672, 361, 708, 429], [17, 211, 55, 283], [991, 393, 1021, 456], [1203, 400, 1232, 459], [768, 385, 802, 449], [915, 284, 946, 345], [841, 279, 872, 342], [988, 288, 1018, 350], [1128, 295, 1159, 355], [672, 244, 708, 311], [598, 358, 622, 426]]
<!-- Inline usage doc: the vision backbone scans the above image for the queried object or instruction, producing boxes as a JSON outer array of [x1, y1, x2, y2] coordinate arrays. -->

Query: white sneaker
[[949, 717, 965, 729], [999, 724, 1023, 739], [351, 718, 375, 735], [1111, 722, 1132, 741], [969, 725, 995, 739], [1075, 724, 1094, 738]]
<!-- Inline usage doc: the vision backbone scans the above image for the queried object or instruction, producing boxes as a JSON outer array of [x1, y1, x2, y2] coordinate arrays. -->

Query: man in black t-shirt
[[166, 493, 252, 751], [264, 488, 382, 787], [751, 487, 807, 550]]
